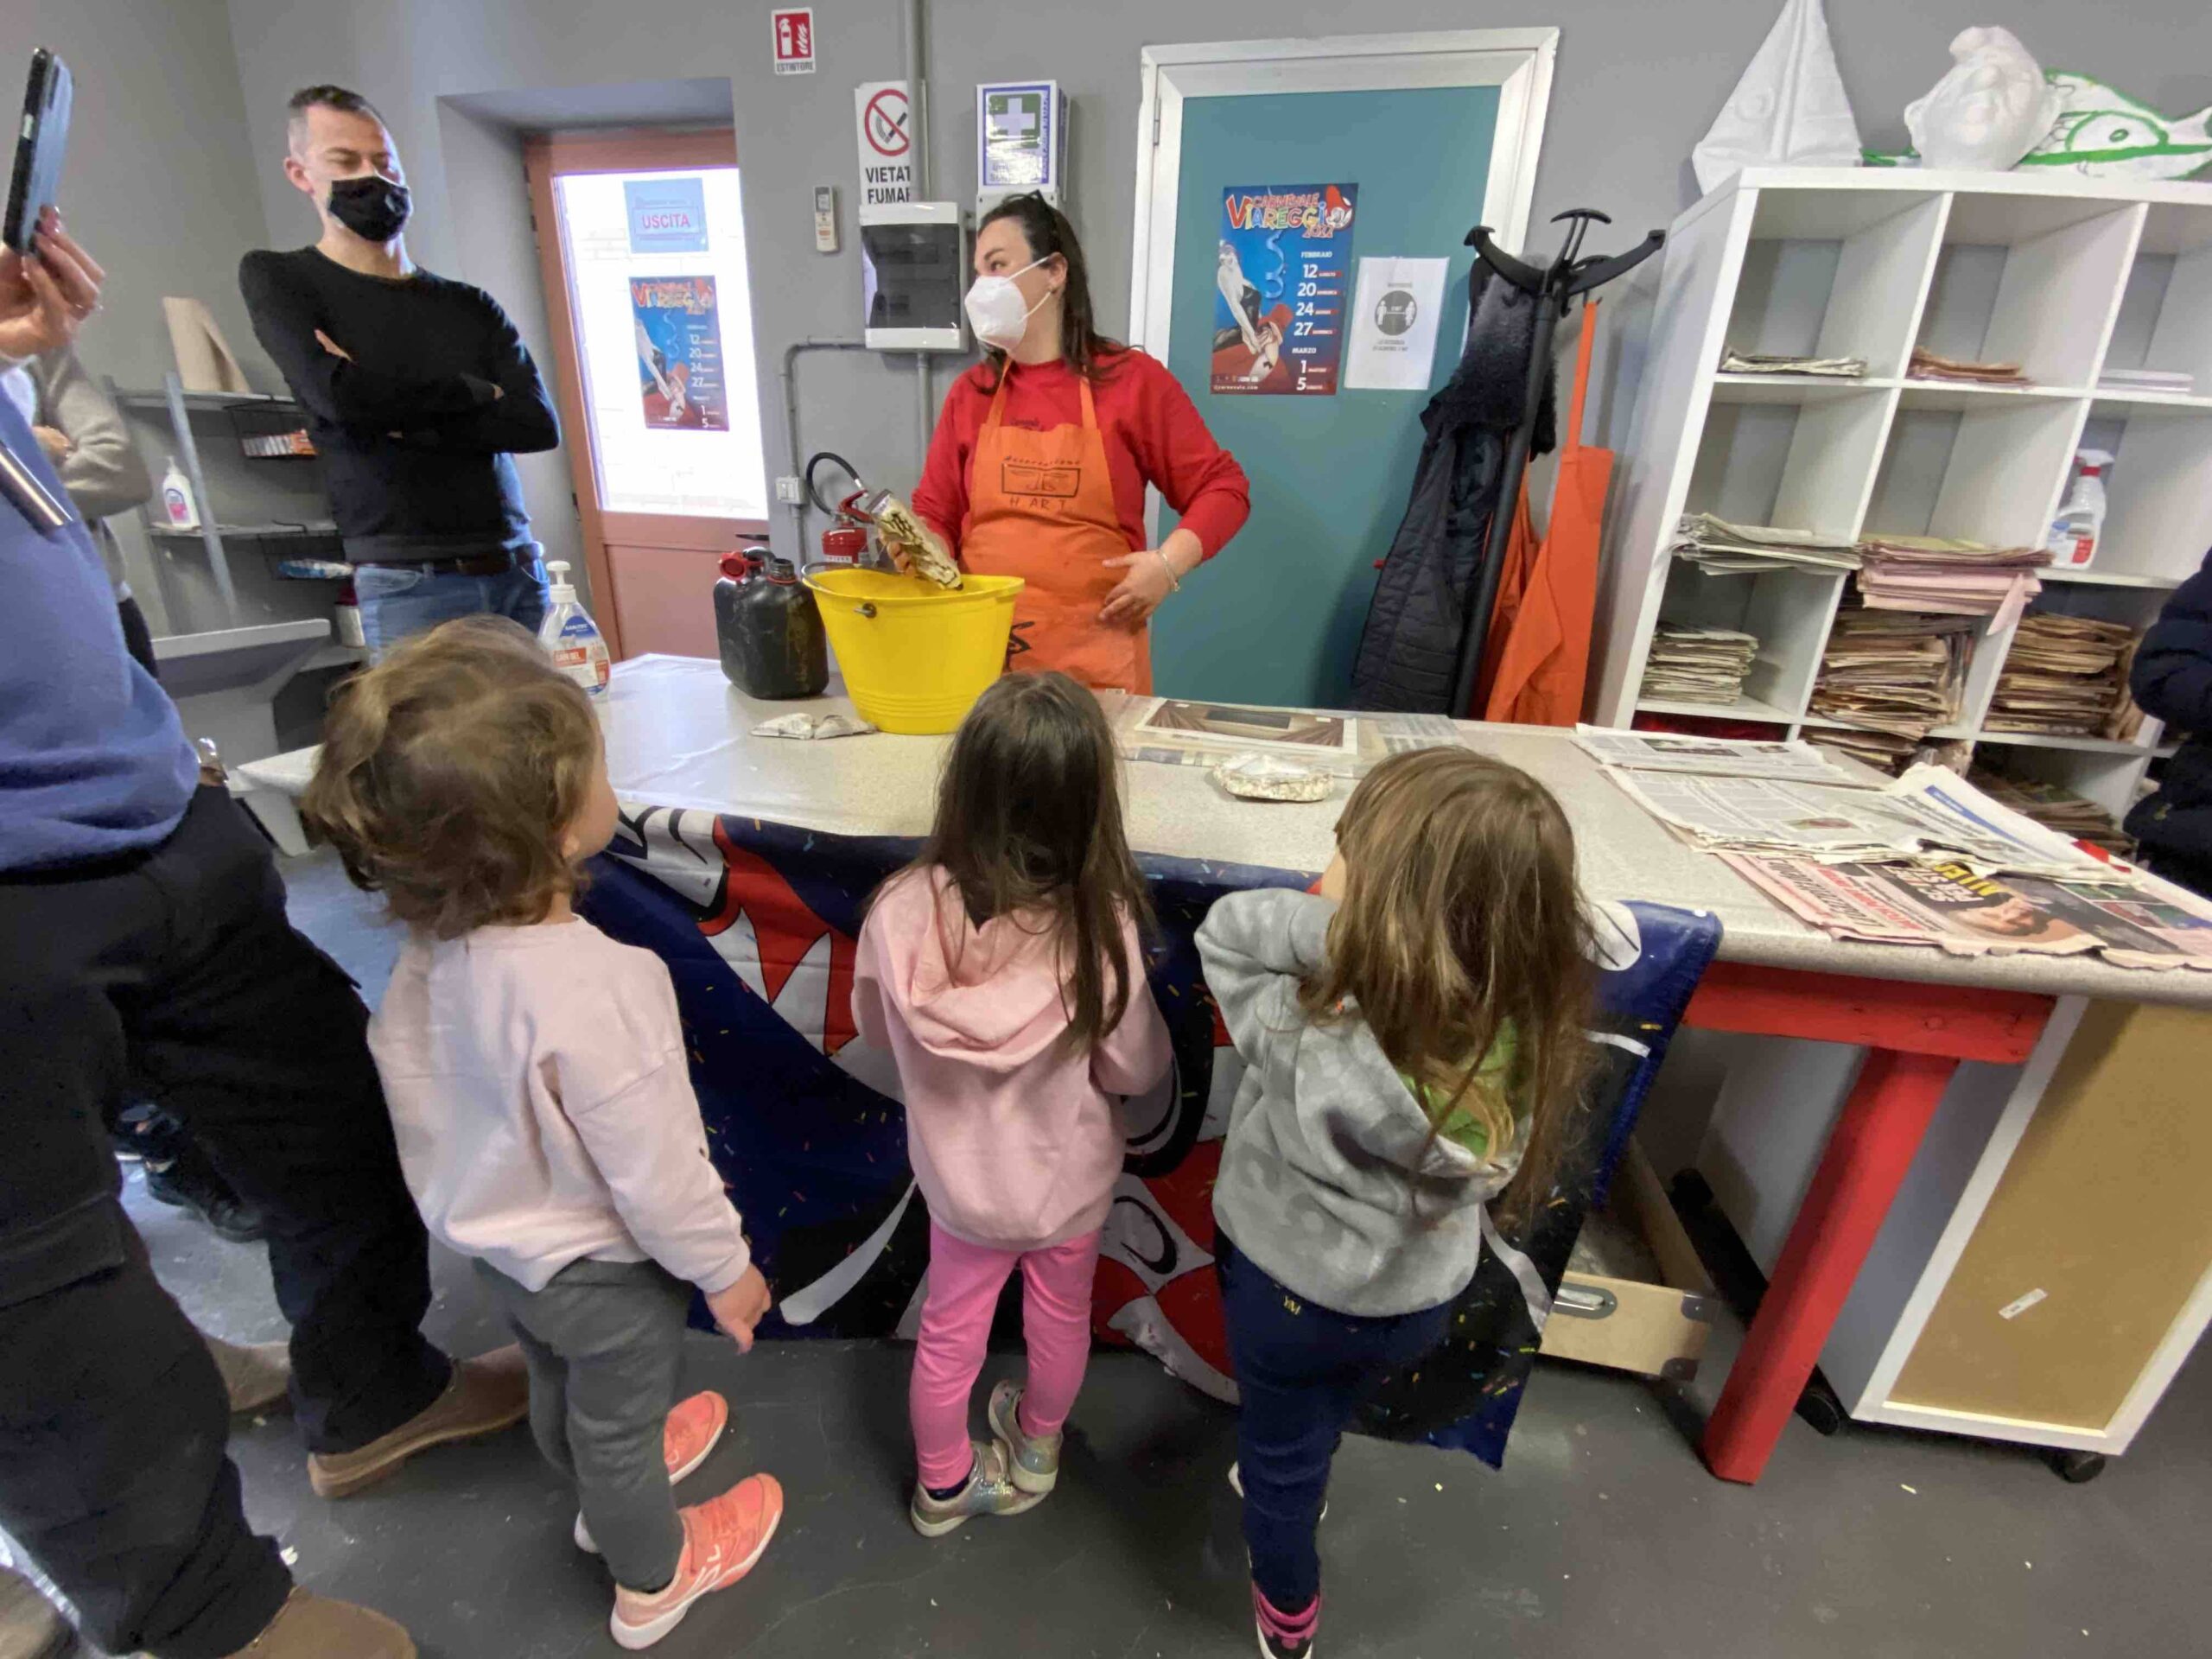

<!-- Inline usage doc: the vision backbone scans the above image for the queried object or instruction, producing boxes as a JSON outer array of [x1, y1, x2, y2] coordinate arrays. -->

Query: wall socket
[[774, 475, 804, 505]]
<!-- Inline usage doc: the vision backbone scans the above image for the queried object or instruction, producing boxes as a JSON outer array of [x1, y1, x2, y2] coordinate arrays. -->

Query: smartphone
[[3, 49, 73, 256]]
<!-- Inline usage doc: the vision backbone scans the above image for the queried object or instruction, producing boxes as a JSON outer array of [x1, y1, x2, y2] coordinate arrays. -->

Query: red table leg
[[1699, 1046, 1961, 1484]]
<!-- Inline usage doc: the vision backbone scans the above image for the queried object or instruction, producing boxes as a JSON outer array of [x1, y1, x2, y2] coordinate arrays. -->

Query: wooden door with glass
[[526, 128, 769, 658]]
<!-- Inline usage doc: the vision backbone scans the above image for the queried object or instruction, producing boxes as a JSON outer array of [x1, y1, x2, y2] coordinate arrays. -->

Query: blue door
[[1152, 86, 1499, 707]]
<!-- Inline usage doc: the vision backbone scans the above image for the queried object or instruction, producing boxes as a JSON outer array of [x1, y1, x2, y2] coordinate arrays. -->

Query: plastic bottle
[[2046, 449, 2114, 569], [537, 561, 611, 698], [159, 457, 200, 531]]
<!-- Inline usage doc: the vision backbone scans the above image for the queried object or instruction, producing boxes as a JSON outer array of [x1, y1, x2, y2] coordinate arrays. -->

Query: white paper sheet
[[1344, 257, 1451, 391]]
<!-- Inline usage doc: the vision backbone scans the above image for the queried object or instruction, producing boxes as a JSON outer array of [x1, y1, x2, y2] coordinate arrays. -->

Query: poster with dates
[[1211, 182, 1357, 397], [630, 276, 730, 430]]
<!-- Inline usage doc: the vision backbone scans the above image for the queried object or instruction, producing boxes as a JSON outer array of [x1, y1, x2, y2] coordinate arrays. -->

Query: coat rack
[[1447, 210, 1665, 718]]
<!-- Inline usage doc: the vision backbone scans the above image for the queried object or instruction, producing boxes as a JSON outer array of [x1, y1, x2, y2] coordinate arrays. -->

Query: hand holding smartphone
[[4, 50, 71, 257]]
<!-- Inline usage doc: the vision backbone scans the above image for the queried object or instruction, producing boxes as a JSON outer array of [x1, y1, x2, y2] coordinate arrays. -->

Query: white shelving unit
[[1592, 168, 2212, 820]]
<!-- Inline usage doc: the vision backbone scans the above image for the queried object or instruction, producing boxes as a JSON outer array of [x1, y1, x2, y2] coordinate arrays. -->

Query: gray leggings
[[474, 1257, 692, 1591]]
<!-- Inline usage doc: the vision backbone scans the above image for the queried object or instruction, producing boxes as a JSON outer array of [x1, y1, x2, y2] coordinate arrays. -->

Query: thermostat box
[[860, 201, 969, 352]]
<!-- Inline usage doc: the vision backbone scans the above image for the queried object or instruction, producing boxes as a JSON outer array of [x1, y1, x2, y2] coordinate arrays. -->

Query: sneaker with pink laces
[[609, 1472, 783, 1650], [1252, 1582, 1320, 1659], [575, 1390, 730, 1554]]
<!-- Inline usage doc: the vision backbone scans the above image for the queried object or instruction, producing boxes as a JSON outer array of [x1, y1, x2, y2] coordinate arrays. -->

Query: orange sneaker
[[608, 1473, 783, 1650], [575, 1391, 730, 1553]]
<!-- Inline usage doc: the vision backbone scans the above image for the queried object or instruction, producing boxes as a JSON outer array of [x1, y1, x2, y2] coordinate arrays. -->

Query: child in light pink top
[[303, 617, 781, 1652], [853, 673, 1171, 1536]]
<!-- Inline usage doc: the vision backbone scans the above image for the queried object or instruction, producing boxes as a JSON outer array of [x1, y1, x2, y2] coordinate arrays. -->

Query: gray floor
[[114, 852, 2212, 1656]]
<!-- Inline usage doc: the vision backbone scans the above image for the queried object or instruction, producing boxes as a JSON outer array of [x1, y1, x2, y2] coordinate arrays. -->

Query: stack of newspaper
[[1640, 622, 1760, 704], [1718, 347, 1869, 378], [1969, 767, 2132, 855], [1986, 613, 2137, 735], [1573, 727, 2212, 969], [1672, 514, 1862, 575], [1809, 603, 1975, 744], [1908, 346, 2028, 386], [1857, 535, 2048, 625]]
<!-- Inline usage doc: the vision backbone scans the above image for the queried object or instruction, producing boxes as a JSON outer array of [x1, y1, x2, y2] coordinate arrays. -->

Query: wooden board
[[1541, 1139, 1718, 1381], [1887, 1000, 2212, 1428]]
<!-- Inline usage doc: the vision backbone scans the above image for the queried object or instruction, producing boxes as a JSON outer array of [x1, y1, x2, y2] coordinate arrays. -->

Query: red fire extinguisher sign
[[772, 9, 817, 76]]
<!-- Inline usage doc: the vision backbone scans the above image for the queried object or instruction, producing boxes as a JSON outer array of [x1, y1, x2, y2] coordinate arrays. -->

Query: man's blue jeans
[[354, 556, 549, 658]]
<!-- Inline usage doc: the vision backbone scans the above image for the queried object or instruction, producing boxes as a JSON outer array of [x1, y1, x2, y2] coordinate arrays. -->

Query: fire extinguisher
[[804, 451, 872, 567]]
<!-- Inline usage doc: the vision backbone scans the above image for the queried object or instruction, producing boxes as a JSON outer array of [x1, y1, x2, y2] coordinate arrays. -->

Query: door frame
[[1128, 29, 1559, 369], [524, 126, 760, 658]]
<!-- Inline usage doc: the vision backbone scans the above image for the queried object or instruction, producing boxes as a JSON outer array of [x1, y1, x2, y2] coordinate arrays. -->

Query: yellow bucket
[[804, 568, 1026, 735]]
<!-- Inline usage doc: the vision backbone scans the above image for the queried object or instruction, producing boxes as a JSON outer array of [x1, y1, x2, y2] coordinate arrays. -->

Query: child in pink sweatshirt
[[303, 617, 781, 1652], [853, 672, 1172, 1536]]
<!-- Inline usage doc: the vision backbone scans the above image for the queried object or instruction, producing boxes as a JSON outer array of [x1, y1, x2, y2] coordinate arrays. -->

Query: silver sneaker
[[987, 1380, 1061, 1497], [909, 1440, 1044, 1538]]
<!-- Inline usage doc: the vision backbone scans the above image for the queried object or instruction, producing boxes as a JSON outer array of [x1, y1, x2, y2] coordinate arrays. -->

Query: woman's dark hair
[[898, 672, 1153, 1057], [976, 191, 1125, 386]]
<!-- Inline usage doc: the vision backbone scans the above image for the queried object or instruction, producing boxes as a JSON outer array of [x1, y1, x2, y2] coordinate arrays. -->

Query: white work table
[[597, 656, 2212, 1013]]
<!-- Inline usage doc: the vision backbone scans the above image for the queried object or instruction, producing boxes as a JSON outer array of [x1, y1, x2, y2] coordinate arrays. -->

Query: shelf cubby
[[1726, 190, 1947, 378], [1686, 385, 1893, 537], [1862, 392, 2086, 551], [2073, 401, 2212, 581], [1914, 194, 2142, 390], [1643, 561, 1842, 723]]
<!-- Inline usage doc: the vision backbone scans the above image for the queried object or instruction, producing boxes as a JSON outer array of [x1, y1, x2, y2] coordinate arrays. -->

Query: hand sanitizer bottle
[[2046, 449, 2114, 569], [537, 561, 611, 698], [159, 457, 200, 531]]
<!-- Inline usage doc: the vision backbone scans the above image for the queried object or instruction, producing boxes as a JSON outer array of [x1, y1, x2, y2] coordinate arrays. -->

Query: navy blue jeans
[[355, 555, 548, 658], [1217, 1232, 1452, 1611]]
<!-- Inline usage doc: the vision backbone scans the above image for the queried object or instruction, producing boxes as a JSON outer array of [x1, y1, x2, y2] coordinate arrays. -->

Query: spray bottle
[[2046, 449, 2115, 569], [537, 561, 610, 698]]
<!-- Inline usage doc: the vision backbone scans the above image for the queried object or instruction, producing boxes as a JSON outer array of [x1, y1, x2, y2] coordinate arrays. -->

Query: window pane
[[552, 167, 767, 520]]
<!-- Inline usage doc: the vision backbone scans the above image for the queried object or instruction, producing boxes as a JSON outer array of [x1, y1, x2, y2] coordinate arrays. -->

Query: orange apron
[[962, 375, 1149, 694]]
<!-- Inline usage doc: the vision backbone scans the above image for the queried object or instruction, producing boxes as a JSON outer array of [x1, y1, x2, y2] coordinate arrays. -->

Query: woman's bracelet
[[1154, 548, 1182, 593]]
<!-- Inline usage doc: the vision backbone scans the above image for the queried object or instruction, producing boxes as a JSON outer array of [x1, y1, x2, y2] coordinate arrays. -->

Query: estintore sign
[[854, 80, 915, 207], [772, 9, 816, 75]]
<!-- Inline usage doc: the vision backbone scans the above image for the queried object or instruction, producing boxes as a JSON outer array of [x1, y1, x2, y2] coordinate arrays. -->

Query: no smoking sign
[[854, 80, 916, 206]]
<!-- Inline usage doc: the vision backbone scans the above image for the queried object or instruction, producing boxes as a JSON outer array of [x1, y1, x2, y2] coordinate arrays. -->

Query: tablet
[[3, 50, 73, 256]]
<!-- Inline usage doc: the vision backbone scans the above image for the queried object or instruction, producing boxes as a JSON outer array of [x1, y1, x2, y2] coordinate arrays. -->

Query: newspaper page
[[1574, 726, 1870, 786], [1721, 855, 2212, 969], [1603, 766, 2089, 874]]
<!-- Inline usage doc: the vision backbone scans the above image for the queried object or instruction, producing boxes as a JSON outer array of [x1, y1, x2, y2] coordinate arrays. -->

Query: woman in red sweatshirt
[[906, 193, 1249, 695]]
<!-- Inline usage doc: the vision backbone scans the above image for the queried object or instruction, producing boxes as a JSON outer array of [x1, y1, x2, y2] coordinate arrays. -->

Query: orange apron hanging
[[1477, 299, 1611, 726], [962, 374, 1150, 694]]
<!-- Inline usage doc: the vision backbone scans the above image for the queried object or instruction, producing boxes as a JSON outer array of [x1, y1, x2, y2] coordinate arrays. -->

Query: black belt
[[358, 552, 518, 577]]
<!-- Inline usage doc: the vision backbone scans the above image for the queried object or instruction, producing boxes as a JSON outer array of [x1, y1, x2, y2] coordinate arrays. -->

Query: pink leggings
[[909, 1220, 1103, 1489]]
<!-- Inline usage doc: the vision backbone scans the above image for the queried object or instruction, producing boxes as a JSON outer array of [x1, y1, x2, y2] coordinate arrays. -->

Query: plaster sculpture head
[[1904, 27, 2065, 172]]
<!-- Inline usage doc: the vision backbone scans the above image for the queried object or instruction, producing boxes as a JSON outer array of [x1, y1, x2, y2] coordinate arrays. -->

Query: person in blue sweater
[[0, 213, 521, 1659], [2125, 550, 2212, 897]]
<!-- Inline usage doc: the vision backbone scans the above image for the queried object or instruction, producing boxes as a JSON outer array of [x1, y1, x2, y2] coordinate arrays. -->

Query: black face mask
[[327, 175, 411, 242]]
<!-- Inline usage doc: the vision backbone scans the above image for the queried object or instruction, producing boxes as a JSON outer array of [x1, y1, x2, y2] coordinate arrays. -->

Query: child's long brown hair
[[1300, 748, 1595, 1230], [902, 672, 1152, 1057]]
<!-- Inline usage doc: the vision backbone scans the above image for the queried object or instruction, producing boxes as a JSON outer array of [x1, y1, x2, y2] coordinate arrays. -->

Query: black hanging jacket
[[1350, 267, 1554, 715]]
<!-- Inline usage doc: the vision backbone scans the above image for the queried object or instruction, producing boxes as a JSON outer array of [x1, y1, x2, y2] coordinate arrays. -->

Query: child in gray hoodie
[[1197, 748, 1594, 1659]]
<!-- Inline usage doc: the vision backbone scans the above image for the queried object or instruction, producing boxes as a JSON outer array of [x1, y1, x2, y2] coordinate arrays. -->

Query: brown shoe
[[307, 1346, 529, 1498], [221, 1589, 414, 1657], [207, 1333, 292, 1416]]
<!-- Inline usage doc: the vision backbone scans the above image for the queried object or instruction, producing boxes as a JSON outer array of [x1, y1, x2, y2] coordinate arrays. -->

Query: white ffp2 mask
[[963, 257, 1051, 353]]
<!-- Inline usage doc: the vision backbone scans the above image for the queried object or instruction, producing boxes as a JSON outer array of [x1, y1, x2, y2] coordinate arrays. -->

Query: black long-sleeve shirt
[[238, 246, 560, 565]]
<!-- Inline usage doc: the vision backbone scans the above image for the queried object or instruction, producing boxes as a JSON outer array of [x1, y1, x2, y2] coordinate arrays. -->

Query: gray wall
[[213, 0, 2211, 567]]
